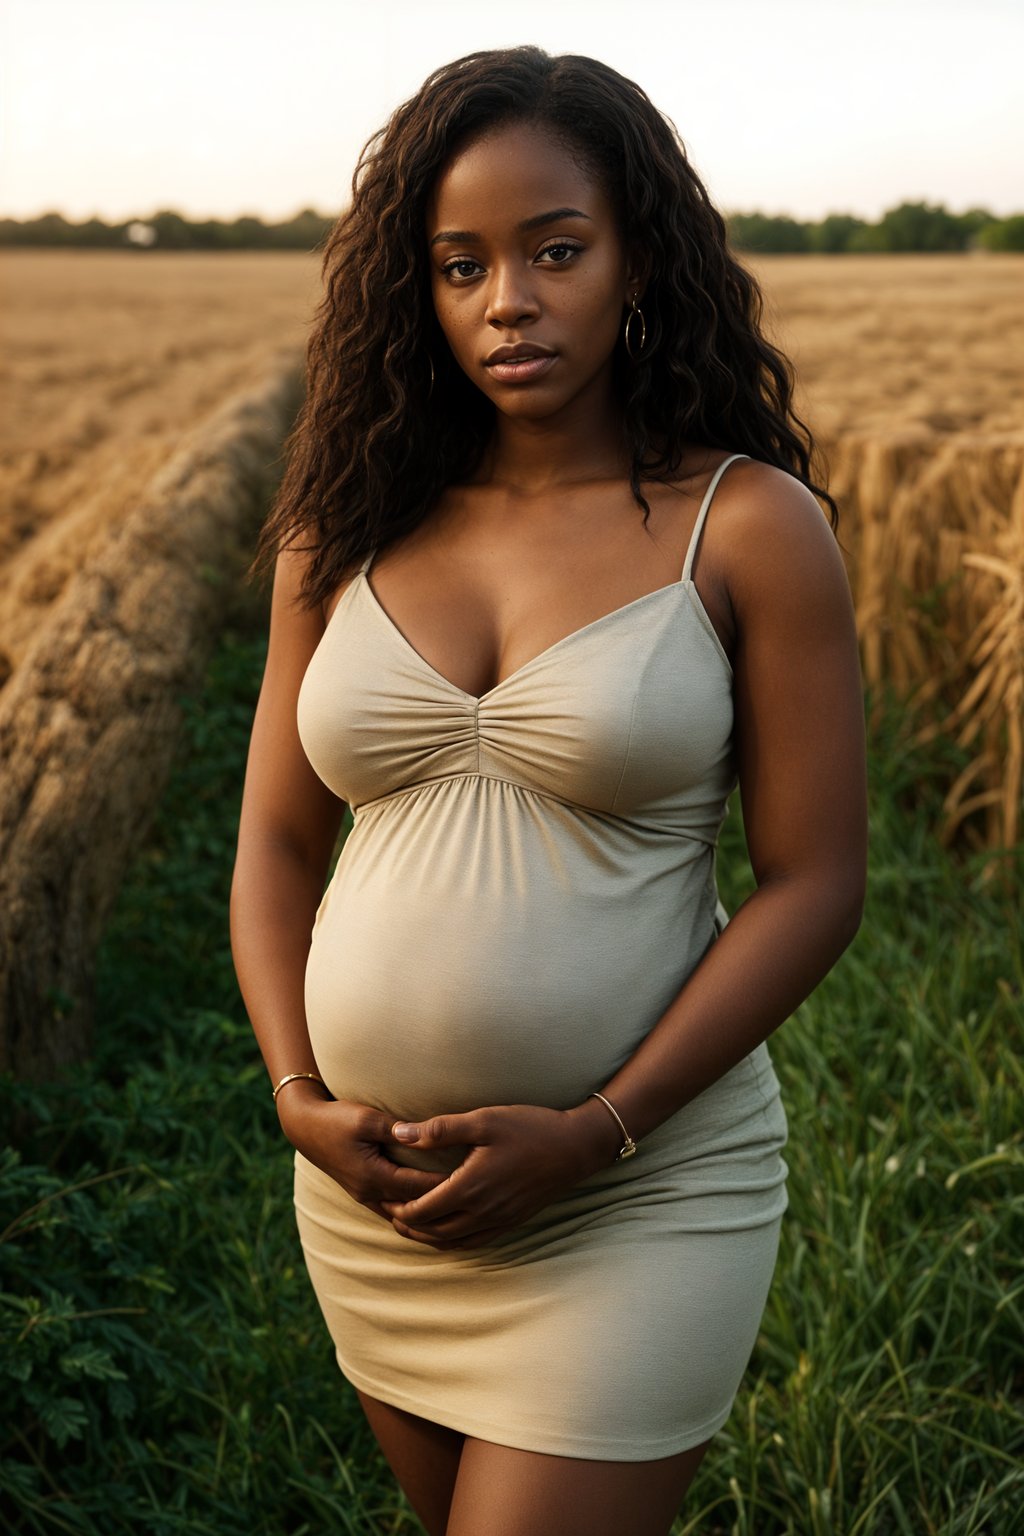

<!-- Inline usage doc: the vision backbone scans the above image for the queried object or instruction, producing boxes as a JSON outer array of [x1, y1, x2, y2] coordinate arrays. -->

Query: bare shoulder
[[711, 457, 851, 619]]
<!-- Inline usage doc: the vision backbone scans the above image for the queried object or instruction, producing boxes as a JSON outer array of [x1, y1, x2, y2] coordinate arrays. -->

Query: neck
[[479, 374, 630, 496]]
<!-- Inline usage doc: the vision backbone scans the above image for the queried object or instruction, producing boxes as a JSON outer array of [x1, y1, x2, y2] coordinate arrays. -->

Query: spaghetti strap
[[359, 549, 377, 577], [680, 453, 751, 583]]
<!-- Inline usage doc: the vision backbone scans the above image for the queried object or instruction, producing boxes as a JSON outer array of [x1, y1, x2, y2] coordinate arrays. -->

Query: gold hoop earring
[[426, 354, 436, 397], [624, 296, 647, 361]]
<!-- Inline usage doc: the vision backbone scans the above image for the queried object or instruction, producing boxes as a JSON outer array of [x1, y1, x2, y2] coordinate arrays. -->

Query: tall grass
[[831, 429, 1024, 857], [1, 597, 1020, 1534], [696, 692, 1023, 1534]]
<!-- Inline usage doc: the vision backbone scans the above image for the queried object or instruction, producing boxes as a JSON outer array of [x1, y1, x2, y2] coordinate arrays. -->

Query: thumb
[[391, 1113, 476, 1147]]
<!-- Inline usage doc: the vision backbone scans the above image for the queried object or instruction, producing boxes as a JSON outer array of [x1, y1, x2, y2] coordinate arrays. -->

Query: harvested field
[[0, 249, 319, 675], [757, 254, 1024, 857], [1, 250, 1022, 856], [746, 252, 1024, 442], [0, 249, 315, 1076]]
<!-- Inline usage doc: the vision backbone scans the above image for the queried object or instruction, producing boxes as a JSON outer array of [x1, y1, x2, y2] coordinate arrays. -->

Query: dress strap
[[680, 453, 751, 583], [359, 548, 377, 577]]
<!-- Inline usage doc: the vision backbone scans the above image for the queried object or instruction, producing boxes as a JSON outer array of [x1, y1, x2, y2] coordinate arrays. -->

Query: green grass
[[1, 596, 1021, 1535], [699, 707, 1024, 1534]]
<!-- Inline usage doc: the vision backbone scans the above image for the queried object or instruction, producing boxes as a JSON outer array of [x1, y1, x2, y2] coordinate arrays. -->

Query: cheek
[[432, 288, 473, 356], [572, 281, 626, 353]]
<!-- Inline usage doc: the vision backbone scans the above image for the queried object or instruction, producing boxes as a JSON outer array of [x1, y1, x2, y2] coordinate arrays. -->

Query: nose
[[484, 259, 541, 329]]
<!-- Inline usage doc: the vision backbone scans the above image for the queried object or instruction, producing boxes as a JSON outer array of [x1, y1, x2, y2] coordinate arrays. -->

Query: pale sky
[[1, 0, 1021, 225]]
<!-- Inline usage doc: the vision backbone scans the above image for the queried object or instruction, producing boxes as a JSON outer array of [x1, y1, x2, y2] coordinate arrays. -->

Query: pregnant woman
[[230, 45, 867, 1536]]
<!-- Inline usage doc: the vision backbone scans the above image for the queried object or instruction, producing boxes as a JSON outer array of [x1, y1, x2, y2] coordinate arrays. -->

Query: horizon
[[4, 195, 1014, 229]]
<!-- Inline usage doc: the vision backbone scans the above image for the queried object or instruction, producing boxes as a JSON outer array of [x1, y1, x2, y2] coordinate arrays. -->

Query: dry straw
[[828, 428, 1024, 865]]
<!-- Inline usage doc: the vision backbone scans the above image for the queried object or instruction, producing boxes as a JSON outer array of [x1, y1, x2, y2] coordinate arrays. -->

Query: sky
[[1, 0, 1021, 225]]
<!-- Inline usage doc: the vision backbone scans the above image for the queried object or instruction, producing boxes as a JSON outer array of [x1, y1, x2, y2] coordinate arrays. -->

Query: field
[[0, 251, 317, 678], [3, 252, 1021, 847], [752, 252, 1023, 442], [1, 250, 1022, 1532]]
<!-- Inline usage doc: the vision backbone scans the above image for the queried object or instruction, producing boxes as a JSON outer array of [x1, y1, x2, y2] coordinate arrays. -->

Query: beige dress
[[293, 451, 788, 1460]]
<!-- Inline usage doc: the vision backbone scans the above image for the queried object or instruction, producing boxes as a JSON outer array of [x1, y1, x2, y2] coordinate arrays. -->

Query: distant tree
[[276, 208, 334, 250], [845, 223, 887, 253], [957, 206, 996, 242], [149, 210, 194, 249], [726, 211, 811, 252], [27, 212, 77, 246], [232, 215, 270, 249], [876, 200, 967, 252], [187, 219, 226, 250], [976, 214, 1024, 251], [810, 213, 868, 253], [78, 217, 115, 248]]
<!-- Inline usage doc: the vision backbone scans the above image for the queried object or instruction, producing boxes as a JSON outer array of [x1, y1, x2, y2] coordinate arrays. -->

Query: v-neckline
[[356, 570, 693, 704], [320, 451, 747, 702]]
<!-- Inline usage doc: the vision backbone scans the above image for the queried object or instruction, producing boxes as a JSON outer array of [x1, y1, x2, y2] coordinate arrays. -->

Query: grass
[[1, 590, 1021, 1534]]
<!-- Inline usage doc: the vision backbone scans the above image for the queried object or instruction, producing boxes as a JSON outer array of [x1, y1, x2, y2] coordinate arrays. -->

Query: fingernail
[[392, 1122, 419, 1142]]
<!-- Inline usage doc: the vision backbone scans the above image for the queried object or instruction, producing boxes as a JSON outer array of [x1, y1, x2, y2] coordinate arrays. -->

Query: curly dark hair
[[252, 44, 838, 608]]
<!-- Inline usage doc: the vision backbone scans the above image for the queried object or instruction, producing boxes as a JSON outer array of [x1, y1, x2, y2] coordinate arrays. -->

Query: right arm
[[229, 543, 445, 1217]]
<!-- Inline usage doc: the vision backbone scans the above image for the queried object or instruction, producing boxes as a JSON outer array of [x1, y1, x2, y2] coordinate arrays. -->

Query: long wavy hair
[[252, 45, 838, 609]]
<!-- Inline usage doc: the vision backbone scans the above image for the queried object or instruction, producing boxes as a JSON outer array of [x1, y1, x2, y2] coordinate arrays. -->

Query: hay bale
[[0, 357, 302, 1082]]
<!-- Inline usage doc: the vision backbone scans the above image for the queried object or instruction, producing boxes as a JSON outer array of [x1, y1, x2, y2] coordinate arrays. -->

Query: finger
[[389, 1209, 469, 1237], [390, 1111, 486, 1150], [376, 1163, 448, 1199], [384, 1179, 469, 1225], [392, 1219, 509, 1250], [363, 1200, 398, 1223]]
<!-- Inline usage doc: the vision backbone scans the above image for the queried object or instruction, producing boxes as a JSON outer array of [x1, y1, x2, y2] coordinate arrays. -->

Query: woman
[[230, 45, 867, 1536]]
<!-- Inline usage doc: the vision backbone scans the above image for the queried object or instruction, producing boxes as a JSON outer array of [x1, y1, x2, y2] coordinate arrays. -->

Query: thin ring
[[624, 297, 647, 361]]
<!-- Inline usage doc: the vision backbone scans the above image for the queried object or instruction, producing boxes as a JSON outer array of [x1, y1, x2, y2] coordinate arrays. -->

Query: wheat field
[[748, 254, 1023, 857], [2, 249, 1021, 851], [0, 250, 316, 679]]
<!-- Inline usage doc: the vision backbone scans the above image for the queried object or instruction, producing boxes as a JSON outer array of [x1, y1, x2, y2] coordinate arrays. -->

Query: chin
[[486, 383, 572, 415]]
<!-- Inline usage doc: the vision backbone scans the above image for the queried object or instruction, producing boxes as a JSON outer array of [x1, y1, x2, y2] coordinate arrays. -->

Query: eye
[[439, 257, 483, 282], [537, 241, 583, 264]]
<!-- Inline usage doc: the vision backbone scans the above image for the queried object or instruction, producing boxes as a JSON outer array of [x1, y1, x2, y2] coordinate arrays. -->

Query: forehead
[[426, 121, 609, 231]]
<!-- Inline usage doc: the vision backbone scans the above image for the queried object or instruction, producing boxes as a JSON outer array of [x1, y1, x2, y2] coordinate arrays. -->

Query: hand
[[276, 1081, 447, 1223], [379, 1100, 623, 1250]]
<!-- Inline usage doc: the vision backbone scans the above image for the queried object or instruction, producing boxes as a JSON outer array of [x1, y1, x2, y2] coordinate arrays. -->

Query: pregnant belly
[[304, 791, 715, 1138]]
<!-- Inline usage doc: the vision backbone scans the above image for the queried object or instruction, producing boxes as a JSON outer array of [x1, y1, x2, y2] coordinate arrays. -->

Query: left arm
[[384, 471, 868, 1242]]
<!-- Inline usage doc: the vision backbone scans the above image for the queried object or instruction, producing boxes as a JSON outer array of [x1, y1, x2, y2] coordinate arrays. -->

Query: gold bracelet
[[272, 1071, 327, 1102], [587, 1091, 638, 1161]]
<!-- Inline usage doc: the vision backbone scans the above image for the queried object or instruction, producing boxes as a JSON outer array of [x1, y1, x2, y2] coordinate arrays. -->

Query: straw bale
[[0, 360, 302, 1081]]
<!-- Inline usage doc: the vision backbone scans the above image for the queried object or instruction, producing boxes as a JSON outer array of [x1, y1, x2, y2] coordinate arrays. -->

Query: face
[[426, 120, 641, 421]]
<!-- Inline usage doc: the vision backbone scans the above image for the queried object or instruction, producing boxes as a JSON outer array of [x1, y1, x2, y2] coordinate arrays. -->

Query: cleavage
[[364, 560, 684, 701], [349, 478, 733, 696]]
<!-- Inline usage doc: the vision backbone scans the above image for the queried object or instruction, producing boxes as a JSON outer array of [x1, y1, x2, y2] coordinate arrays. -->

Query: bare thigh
[[357, 1387, 711, 1536], [445, 1434, 713, 1536], [355, 1388, 464, 1536]]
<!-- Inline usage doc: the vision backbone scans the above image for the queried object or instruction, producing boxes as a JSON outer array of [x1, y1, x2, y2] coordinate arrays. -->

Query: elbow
[[761, 861, 866, 957], [832, 866, 867, 954], [838, 894, 865, 954]]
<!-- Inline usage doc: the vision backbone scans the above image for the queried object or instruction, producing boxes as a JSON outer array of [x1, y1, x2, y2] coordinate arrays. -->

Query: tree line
[[1, 200, 1022, 253], [727, 202, 1023, 253]]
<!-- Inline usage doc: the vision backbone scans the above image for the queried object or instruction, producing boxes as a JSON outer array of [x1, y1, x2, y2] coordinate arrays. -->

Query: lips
[[484, 342, 556, 365], [483, 342, 557, 385]]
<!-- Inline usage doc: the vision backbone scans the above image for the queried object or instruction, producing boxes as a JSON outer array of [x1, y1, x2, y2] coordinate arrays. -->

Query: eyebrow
[[429, 207, 592, 248]]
